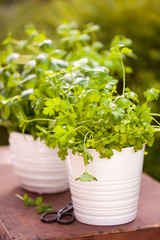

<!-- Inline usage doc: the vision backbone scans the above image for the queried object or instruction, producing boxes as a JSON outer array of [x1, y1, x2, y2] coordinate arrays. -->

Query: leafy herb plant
[[23, 44, 160, 182], [1, 23, 160, 182], [0, 25, 69, 137], [0, 23, 129, 139]]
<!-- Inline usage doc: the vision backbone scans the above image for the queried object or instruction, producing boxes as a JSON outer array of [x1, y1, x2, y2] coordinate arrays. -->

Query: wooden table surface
[[0, 146, 160, 240]]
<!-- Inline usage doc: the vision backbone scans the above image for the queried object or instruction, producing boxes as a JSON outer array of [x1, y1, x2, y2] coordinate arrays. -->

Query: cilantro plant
[[24, 44, 160, 182]]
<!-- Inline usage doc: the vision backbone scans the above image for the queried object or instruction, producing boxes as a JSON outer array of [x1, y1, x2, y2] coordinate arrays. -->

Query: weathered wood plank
[[0, 147, 160, 240]]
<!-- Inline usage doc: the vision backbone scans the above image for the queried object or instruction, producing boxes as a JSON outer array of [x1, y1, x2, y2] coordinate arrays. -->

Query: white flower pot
[[67, 146, 145, 226], [9, 132, 69, 194]]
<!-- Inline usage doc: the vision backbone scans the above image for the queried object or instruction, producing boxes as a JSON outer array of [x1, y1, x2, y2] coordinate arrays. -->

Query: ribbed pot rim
[[68, 145, 145, 153], [68, 175, 141, 184], [9, 131, 34, 138]]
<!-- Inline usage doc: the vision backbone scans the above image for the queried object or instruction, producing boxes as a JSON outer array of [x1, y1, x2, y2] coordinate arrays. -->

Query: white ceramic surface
[[9, 132, 69, 194], [67, 146, 145, 226]]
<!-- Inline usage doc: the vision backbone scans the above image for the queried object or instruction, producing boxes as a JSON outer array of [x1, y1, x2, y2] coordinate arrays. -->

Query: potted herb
[[0, 26, 69, 194], [31, 44, 160, 225], [1, 23, 131, 195]]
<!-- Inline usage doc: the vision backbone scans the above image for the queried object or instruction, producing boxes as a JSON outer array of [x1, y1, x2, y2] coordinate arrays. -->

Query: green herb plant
[[0, 25, 69, 137], [0, 23, 128, 139], [57, 21, 133, 77], [23, 44, 160, 182], [15, 193, 53, 214]]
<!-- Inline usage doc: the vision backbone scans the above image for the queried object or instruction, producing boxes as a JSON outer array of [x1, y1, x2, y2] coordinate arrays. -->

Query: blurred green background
[[0, 0, 160, 180]]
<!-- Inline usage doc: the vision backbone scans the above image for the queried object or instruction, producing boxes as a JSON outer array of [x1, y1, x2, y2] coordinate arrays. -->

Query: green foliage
[[76, 171, 97, 182], [0, 22, 132, 138], [16, 193, 53, 214], [0, 25, 71, 136], [23, 193, 35, 206], [1, 22, 160, 182], [30, 43, 160, 181], [144, 88, 160, 102]]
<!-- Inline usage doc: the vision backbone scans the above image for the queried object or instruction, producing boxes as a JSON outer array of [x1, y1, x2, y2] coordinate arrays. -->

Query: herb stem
[[154, 128, 160, 132], [119, 50, 126, 96], [84, 131, 90, 151], [25, 118, 55, 124], [152, 117, 160, 126], [77, 120, 92, 125], [11, 39, 39, 55], [94, 137, 108, 144], [151, 113, 160, 117], [15, 193, 24, 201], [74, 125, 91, 133], [22, 118, 55, 134]]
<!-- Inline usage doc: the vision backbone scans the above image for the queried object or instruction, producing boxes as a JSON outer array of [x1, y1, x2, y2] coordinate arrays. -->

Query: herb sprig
[[15, 193, 53, 214]]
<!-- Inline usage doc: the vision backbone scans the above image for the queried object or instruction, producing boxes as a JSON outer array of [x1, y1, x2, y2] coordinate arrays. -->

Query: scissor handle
[[40, 203, 75, 224], [40, 211, 58, 223], [57, 212, 75, 225], [58, 202, 73, 215]]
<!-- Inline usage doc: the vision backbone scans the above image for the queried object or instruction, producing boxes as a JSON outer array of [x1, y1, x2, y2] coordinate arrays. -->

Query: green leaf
[[51, 59, 69, 70], [20, 74, 37, 88], [83, 151, 93, 166], [57, 149, 68, 161], [21, 89, 33, 98], [120, 134, 127, 144], [50, 49, 66, 58], [11, 101, 26, 119], [84, 66, 109, 74], [121, 47, 132, 54], [125, 88, 139, 103], [116, 97, 131, 109], [59, 100, 70, 110], [7, 53, 19, 64], [25, 24, 37, 36], [1, 105, 10, 119], [43, 97, 62, 116], [53, 125, 67, 138], [34, 97, 44, 115], [23, 194, 35, 206], [43, 99, 56, 116], [144, 88, 160, 102], [76, 171, 97, 182], [110, 44, 124, 58], [37, 204, 53, 214], [39, 39, 54, 53], [87, 89, 101, 102], [102, 100, 115, 109], [83, 23, 100, 33], [35, 197, 43, 206], [2, 32, 12, 45], [111, 35, 132, 48], [36, 54, 48, 70], [59, 134, 68, 147], [78, 34, 91, 42], [105, 149, 114, 158], [112, 108, 125, 120]]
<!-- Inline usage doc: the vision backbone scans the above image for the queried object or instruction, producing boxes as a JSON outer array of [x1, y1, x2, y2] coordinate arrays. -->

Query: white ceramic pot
[[67, 146, 145, 226], [9, 132, 69, 194]]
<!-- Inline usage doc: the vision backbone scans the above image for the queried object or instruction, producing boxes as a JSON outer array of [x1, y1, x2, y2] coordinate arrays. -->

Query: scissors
[[40, 202, 75, 225]]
